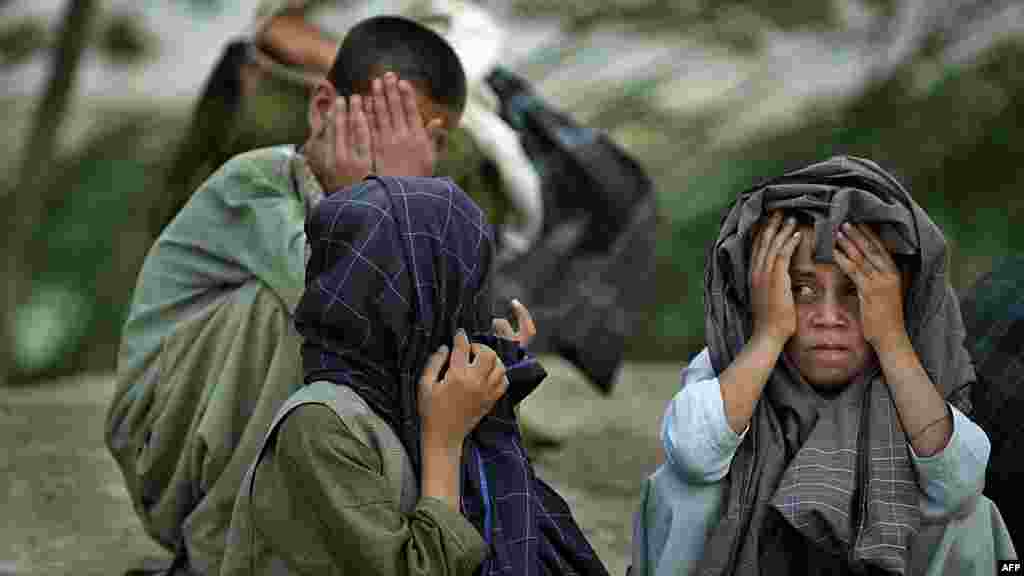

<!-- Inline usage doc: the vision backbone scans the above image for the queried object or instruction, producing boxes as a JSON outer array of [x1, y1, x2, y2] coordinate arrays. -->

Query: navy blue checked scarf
[[295, 175, 609, 576]]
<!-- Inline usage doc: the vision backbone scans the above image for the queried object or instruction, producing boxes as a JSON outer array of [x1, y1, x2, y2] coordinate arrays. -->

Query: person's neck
[[297, 138, 327, 189]]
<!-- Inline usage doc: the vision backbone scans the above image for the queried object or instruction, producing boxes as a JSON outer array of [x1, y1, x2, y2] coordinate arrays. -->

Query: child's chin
[[805, 368, 855, 393]]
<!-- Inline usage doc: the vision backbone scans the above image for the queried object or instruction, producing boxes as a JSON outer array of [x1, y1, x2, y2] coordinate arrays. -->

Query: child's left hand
[[368, 73, 443, 178], [492, 299, 537, 348], [834, 222, 907, 349]]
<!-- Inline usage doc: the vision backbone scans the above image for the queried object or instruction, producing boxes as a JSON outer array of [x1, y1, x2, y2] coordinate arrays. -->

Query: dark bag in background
[[486, 66, 657, 394]]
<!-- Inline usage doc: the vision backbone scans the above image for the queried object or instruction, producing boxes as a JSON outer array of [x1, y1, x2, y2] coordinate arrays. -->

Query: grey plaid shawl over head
[[696, 156, 975, 575], [296, 176, 609, 576]]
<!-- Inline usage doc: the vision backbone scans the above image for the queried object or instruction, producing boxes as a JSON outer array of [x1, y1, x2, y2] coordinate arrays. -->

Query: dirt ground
[[0, 356, 684, 576]]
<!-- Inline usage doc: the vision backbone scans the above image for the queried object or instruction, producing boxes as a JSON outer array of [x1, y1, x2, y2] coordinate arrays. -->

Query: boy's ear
[[308, 80, 338, 136]]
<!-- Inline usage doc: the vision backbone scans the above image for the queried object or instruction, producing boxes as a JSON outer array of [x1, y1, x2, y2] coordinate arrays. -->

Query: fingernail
[[511, 298, 521, 306], [385, 72, 397, 82], [438, 345, 448, 354], [456, 328, 466, 338], [786, 217, 796, 225], [842, 222, 851, 230]]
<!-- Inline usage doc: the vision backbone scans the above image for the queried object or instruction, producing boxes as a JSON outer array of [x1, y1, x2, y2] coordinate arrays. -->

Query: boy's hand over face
[[834, 222, 907, 349], [314, 95, 372, 193], [750, 211, 802, 346], [369, 73, 444, 178], [418, 330, 508, 453]]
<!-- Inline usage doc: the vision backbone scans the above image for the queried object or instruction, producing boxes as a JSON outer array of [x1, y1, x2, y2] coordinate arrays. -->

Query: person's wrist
[[870, 325, 912, 356], [751, 323, 790, 352], [422, 427, 464, 459]]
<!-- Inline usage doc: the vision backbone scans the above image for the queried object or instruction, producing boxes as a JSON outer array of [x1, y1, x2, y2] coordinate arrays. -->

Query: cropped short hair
[[327, 16, 467, 116]]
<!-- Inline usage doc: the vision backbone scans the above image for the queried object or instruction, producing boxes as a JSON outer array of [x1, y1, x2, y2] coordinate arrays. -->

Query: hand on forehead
[[754, 211, 888, 265]]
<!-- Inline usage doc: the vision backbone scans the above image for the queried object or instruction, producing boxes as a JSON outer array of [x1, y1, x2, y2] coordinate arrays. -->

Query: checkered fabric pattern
[[296, 176, 609, 576]]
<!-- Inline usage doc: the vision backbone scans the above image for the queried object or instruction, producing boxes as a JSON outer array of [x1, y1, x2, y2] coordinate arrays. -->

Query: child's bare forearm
[[719, 332, 785, 434], [875, 333, 952, 457], [261, 13, 338, 73], [420, 440, 462, 511]]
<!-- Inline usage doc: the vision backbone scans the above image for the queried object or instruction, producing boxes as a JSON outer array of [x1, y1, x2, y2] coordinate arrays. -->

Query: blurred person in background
[[162, 0, 542, 263], [167, 0, 656, 400]]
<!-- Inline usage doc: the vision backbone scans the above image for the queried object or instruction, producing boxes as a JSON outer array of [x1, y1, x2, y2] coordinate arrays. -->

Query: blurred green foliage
[[99, 12, 157, 65], [7, 4, 1023, 381], [0, 16, 48, 67], [625, 37, 1024, 362], [11, 119, 169, 382]]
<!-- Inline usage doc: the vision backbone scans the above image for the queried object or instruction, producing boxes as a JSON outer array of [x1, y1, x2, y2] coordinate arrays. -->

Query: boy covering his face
[[633, 156, 1015, 575], [221, 175, 610, 576], [106, 16, 485, 576]]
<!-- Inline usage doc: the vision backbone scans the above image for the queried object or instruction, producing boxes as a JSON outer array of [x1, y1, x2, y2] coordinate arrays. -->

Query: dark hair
[[327, 16, 467, 116]]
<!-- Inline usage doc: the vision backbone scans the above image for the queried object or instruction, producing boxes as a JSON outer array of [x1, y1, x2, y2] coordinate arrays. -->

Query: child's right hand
[[749, 211, 801, 346], [419, 330, 508, 453], [368, 72, 445, 178], [314, 94, 373, 193]]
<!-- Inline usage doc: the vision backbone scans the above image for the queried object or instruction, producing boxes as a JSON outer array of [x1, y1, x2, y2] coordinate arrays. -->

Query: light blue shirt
[[636, 347, 992, 576]]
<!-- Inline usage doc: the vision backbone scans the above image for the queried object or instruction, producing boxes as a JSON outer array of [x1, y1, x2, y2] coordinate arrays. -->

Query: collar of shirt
[[290, 147, 325, 221]]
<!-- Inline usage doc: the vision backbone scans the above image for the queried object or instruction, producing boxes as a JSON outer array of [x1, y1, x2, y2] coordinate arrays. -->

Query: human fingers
[[417, 345, 449, 418], [493, 318, 516, 339], [850, 222, 896, 272], [333, 96, 349, 157], [348, 94, 371, 163], [384, 73, 408, 134], [833, 241, 866, 288], [752, 211, 783, 276], [468, 342, 498, 374], [419, 345, 450, 387], [836, 224, 876, 276], [510, 298, 537, 344], [485, 359, 509, 403], [766, 216, 799, 274], [363, 94, 375, 127], [397, 79, 424, 135], [449, 328, 470, 371], [372, 77, 392, 135], [778, 227, 802, 270]]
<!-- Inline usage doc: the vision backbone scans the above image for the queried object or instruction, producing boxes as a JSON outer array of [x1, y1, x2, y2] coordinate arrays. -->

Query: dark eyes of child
[[792, 283, 859, 302], [793, 284, 816, 300]]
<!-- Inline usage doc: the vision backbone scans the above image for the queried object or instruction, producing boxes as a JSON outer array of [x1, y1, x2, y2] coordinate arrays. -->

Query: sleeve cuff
[[416, 497, 488, 568], [661, 349, 746, 482], [908, 404, 957, 467], [691, 348, 746, 453], [910, 403, 991, 517], [708, 379, 748, 452]]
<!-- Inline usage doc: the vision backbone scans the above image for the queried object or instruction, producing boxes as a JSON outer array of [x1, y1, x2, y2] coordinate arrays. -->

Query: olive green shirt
[[221, 381, 487, 576]]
